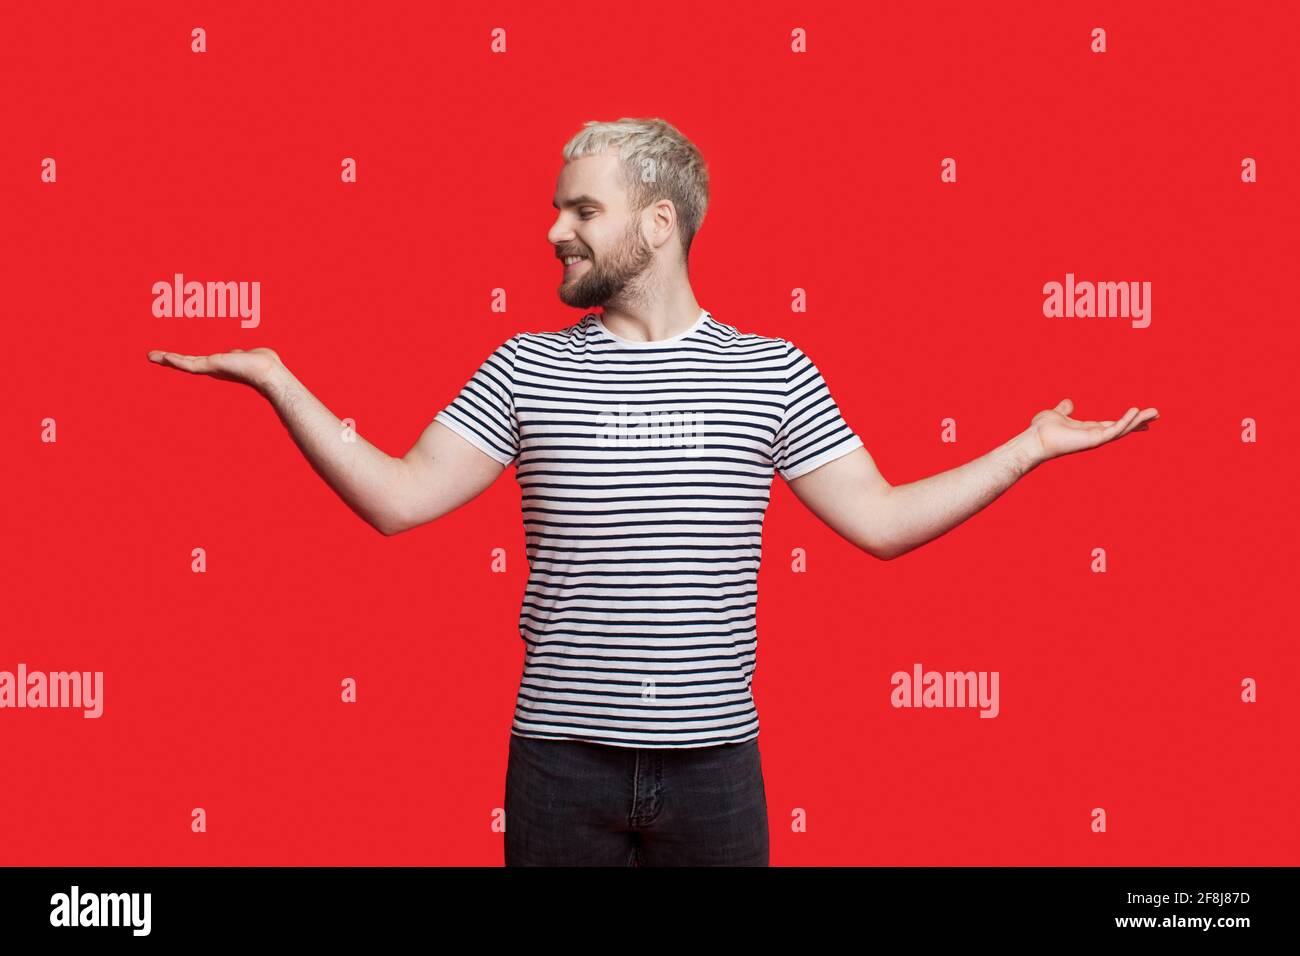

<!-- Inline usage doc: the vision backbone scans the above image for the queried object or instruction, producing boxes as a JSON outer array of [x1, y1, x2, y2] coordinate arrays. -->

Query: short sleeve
[[434, 335, 520, 466], [772, 341, 864, 480]]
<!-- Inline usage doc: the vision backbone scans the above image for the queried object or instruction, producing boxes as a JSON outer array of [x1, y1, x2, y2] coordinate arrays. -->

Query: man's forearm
[[258, 364, 410, 535], [874, 429, 1041, 560]]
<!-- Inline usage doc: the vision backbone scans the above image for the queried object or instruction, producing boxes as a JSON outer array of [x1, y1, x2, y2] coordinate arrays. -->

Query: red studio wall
[[3, 0, 1297, 866]]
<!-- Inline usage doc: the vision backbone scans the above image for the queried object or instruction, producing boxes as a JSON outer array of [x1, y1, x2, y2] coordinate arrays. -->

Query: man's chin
[[558, 286, 604, 310]]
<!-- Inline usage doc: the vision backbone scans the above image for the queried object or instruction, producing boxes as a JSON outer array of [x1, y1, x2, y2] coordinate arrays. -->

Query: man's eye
[[580, 210, 596, 219]]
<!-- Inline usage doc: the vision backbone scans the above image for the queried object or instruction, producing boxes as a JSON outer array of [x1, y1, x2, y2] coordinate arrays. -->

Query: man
[[147, 117, 1158, 867]]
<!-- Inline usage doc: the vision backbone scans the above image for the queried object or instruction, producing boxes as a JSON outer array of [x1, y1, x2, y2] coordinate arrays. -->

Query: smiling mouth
[[562, 255, 589, 272]]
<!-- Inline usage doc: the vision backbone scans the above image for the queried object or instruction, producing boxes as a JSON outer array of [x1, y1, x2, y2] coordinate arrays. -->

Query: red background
[[4, 0, 1296, 865]]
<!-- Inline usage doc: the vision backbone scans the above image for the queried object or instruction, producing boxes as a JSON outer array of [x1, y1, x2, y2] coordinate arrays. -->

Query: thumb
[[1055, 398, 1073, 415]]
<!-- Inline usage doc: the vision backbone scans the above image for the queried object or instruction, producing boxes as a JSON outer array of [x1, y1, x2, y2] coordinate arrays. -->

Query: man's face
[[549, 151, 654, 309]]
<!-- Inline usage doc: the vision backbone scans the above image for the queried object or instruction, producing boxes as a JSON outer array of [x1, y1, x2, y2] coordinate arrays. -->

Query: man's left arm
[[786, 399, 1159, 561]]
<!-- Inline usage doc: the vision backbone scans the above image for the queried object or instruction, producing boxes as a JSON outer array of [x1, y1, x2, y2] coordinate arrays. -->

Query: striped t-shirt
[[434, 308, 864, 749]]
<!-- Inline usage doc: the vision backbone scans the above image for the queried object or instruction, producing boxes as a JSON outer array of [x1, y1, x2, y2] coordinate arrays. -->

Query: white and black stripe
[[435, 309, 863, 748]]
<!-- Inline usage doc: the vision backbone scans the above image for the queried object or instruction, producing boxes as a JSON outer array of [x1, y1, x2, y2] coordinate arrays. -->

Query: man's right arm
[[258, 362, 508, 536]]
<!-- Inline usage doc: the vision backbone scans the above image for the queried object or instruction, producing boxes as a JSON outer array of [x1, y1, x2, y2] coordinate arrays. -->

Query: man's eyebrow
[[552, 194, 604, 209]]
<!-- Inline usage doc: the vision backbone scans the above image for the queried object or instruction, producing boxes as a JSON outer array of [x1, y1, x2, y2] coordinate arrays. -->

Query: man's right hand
[[147, 347, 285, 394]]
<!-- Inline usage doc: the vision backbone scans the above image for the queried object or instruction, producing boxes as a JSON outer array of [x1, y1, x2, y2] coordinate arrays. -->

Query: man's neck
[[597, 292, 703, 343]]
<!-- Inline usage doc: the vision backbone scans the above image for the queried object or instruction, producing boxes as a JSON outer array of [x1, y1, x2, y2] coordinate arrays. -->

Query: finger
[[161, 353, 212, 374], [1103, 408, 1137, 433], [1096, 408, 1138, 442], [1120, 410, 1158, 437], [1117, 408, 1156, 434], [1078, 406, 1137, 431], [1055, 398, 1073, 415], [1111, 408, 1159, 440]]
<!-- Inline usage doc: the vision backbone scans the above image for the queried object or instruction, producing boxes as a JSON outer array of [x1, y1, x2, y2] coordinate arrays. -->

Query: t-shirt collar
[[591, 308, 710, 347]]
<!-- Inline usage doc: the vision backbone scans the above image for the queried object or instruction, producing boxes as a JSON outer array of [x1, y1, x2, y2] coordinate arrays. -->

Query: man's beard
[[557, 220, 654, 309]]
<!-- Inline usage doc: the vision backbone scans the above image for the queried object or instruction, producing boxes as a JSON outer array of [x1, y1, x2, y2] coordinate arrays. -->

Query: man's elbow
[[862, 539, 898, 561], [859, 488, 899, 560], [852, 528, 896, 560], [374, 512, 411, 537]]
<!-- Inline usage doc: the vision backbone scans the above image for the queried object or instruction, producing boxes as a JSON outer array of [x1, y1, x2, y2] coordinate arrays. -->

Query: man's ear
[[651, 199, 677, 250]]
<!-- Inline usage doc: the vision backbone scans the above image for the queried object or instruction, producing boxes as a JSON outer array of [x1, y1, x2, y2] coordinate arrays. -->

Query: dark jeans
[[504, 732, 770, 866]]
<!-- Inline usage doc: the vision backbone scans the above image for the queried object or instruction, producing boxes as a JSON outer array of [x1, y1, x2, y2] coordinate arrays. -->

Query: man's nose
[[547, 216, 573, 246]]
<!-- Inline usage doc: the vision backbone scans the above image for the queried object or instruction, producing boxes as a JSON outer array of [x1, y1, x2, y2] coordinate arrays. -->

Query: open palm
[[1029, 398, 1159, 463], [147, 347, 283, 391]]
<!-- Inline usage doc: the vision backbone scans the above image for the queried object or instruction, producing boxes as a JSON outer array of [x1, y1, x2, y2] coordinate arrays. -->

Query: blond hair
[[561, 117, 710, 260]]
